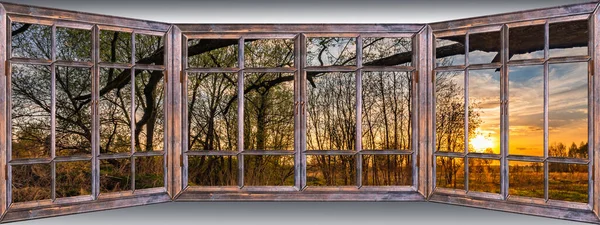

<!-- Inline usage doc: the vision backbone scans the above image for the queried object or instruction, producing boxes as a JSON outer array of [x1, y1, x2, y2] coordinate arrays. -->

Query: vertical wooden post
[[417, 25, 431, 197], [168, 25, 183, 197], [592, 3, 600, 219], [0, 3, 7, 219]]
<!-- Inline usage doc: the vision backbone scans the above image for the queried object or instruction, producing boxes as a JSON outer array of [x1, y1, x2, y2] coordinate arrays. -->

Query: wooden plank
[[175, 24, 425, 34], [169, 25, 184, 198], [0, 5, 7, 219]]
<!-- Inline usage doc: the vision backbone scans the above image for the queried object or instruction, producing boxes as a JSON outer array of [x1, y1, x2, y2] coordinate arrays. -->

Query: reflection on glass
[[549, 163, 587, 203], [468, 69, 500, 154], [135, 70, 164, 152], [56, 66, 92, 156], [435, 71, 466, 153], [188, 73, 238, 151], [11, 22, 52, 59], [469, 31, 500, 64], [307, 37, 356, 66], [508, 161, 543, 199], [435, 35, 465, 67], [244, 39, 294, 68], [135, 156, 164, 189], [244, 73, 294, 151], [11, 164, 51, 202], [99, 68, 132, 154], [56, 161, 92, 198], [136, 34, 164, 65], [188, 155, 238, 186], [362, 155, 412, 186], [100, 159, 131, 193], [549, 20, 588, 58], [11, 64, 51, 159], [468, 158, 500, 193], [362, 72, 412, 151], [436, 157, 464, 189], [100, 30, 132, 64], [307, 72, 356, 151], [362, 37, 412, 66], [306, 155, 355, 186], [509, 65, 544, 156], [509, 25, 545, 60], [56, 27, 92, 62], [244, 155, 294, 186], [549, 63, 588, 158], [188, 39, 238, 68]]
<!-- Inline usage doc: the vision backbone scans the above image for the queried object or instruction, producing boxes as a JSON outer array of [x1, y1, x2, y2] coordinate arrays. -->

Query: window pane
[[56, 27, 92, 62], [11, 64, 51, 159], [135, 34, 164, 65], [244, 39, 294, 68], [508, 65, 544, 156], [100, 30, 132, 64], [362, 71, 412, 151], [307, 72, 356, 151], [469, 31, 501, 64], [307, 37, 356, 66], [56, 66, 92, 156], [244, 73, 294, 151], [244, 155, 294, 186], [468, 158, 500, 193], [549, 20, 588, 58], [188, 39, 238, 68], [11, 22, 52, 59], [362, 37, 412, 66], [99, 68, 132, 154], [549, 163, 587, 203], [435, 71, 465, 153], [11, 164, 51, 202], [436, 157, 464, 190], [509, 161, 543, 199], [468, 69, 500, 154], [549, 62, 588, 158], [135, 70, 164, 152], [56, 161, 92, 198], [187, 73, 238, 151], [509, 25, 545, 60], [435, 35, 465, 67], [188, 155, 238, 186], [135, 156, 164, 189], [100, 158, 131, 193], [306, 155, 356, 186], [362, 155, 412, 186]]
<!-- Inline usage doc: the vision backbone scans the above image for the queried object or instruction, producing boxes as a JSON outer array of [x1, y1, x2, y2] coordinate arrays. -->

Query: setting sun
[[470, 134, 494, 153]]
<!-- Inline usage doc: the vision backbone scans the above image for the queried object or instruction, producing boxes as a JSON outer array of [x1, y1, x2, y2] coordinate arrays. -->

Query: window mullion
[[237, 37, 244, 188]]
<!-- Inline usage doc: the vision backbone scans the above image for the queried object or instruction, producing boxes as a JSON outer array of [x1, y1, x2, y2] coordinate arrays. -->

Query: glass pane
[[99, 68, 132, 154], [436, 157, 464, 190], [135, 156, 164, 189], [306, 155, 356, 186], [435, 71, 465, 153], [435, 35, 465, 67], [100, 30, 132, 64], [549, 163, 588, 203], [468, 158, 500, 193], [509, 25, 545, 60], [56, 27, 92, 62], [244, 155, 294, 186], [362, 71, 412, 151], [244, 39, 294, 68], [508, 65, 544, 156], [244, 73, 294, 151], [468, 69, 500, 154], [362, 37, 412, 66], [307, 37, 356, 66], [56, 161, 92, 198], [187, 39, 238, 68], [11, 64, 51, 159], [11, 164, 51, 202], [56, 66, 92, 156], [188, 155, 238, 186], [469, 31, 501, 64], [362, 155, 412, 186], [187, 73, 238, 151], [134, 70, 164, 152], [135, 34, 164, 65], [100, 158, 131, 193], [307, 72, 356, 151], [549, 20, 588, 58], [549, 62, 588, 158], [11, 22, 52, 59], [508, 161, 543, 199]]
